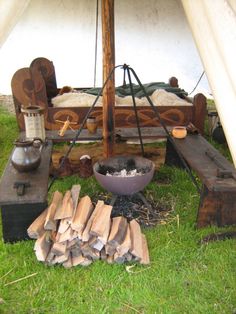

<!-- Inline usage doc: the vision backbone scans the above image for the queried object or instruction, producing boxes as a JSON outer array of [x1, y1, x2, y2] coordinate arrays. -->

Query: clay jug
[[11, 138, 43, 172]]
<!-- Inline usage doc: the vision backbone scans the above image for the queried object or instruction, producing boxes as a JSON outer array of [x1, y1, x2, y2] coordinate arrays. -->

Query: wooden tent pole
[[102, 0, 115, 158]]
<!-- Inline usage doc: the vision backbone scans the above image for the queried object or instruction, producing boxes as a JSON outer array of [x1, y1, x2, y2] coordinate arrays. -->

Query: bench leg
[[197, 185, 236, 228]]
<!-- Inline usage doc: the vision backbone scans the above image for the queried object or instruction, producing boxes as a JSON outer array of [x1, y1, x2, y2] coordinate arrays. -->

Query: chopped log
[[129, 219, 143, 260], [57, 218, 70, 234], [124, 252, 133, 262], [54, 190, 74, 220], [81, 200, 104, 242], [57, 226, 74, 243], [72, 254, 92, 267], [67, 238, 78, 249], [100, 248, 107, 261], [107, 254, 114, 264], [53, 250, 70, 264], [90, 204, 112, 237], [34, 232, 52, 262], [116, 223, 131, 256], [27, 208, 48, 239], [63, 253, 72, 268], [90, 238, 104, 251], [70, 244, 82, 257], [107, 216, 128, 249], [114, 252, 125, 264], [105, 243, 116, 256], [97, 217, 111, 245], [71, 184, 81, 210], [51, 241, 67, 256], [71, 195, 93, 235], [45, 250, 55, 265], [44, 191, 63, 231], [140, 234, 150, 265]]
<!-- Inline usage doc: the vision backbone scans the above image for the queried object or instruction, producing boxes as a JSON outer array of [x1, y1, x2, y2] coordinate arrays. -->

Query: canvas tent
[[0, 0, 236, 165]]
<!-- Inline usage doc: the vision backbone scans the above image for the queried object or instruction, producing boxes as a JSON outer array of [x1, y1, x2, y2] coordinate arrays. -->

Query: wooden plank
[[27, 208, 48, 239], [102, 0, 115, 157], [71, 195, 93, 235], [44, 191, 63, 231]]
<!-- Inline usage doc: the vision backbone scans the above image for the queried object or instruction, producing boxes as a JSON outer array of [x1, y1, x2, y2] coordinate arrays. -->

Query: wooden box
[[0, 141, 52, 243]]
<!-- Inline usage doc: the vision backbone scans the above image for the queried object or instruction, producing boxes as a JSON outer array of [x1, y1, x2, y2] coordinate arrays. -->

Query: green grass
[[0, 106, 236, 314]]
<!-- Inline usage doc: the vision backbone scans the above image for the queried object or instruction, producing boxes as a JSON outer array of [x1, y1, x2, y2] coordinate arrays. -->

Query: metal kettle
[[11, 138, 43, 172]]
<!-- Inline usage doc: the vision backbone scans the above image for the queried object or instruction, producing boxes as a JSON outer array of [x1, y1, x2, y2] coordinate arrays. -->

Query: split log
[[116, 223, 131, 256], [63, 253, 72, 268], [34, 231, 52, 262], [72, 254, 92, 267], [140, 234, 150, 265], [71, 196, 93, 236], [71, 184, 81, 210], [107, 216, 127, 248], [56, 226, 74, 243], [54, 191, 74, 220], [27, 208, 48, 239], [129, 219, 143, 260], [51, 241, 67, 256], [53, 250, 70, 264], [44, 191, 63, 231], [82, 200, 104, 242], [90, 204, 112, 237]]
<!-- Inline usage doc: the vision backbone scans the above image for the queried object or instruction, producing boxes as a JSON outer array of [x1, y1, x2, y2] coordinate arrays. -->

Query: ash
[[106, 169, 142, 177], [92, 192, 172, 228]]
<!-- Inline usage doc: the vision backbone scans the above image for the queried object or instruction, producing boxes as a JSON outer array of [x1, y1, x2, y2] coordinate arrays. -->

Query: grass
[[0, 106, 236, 314]]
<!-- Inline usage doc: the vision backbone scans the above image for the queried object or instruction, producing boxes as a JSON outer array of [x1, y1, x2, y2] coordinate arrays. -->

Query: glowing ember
[[106, 169, 143, 177]]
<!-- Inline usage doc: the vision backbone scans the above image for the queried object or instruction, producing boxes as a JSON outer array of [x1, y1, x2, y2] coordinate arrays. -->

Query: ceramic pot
[[172, 126, 187, 139], [11, 138, 43, 172], [86, 116, 98, 134]]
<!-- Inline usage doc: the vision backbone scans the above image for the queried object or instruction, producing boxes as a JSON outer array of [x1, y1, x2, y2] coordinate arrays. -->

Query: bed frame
[[11, 57, 207, 138]]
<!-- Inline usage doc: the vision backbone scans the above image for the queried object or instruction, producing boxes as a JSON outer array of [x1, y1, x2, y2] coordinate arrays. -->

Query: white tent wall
[[0, 0, 210, 96], [182, 0, 236, 166]]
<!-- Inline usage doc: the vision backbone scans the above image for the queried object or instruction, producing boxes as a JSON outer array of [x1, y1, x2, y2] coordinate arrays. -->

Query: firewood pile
[[27, 185, 150, 268]]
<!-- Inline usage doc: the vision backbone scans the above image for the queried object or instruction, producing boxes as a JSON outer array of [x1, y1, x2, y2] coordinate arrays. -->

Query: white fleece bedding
[[51, 89, 191, 108]]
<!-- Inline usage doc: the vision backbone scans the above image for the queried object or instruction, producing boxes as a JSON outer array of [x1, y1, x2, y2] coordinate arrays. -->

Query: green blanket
[[85, 82, 188, 99]]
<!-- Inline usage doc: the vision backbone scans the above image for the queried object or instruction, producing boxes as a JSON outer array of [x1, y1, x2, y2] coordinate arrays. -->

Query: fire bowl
[[93, 156, 155, 195]]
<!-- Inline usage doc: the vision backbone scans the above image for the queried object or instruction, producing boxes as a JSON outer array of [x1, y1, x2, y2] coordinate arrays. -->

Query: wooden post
[[102, 0, 115, 157]]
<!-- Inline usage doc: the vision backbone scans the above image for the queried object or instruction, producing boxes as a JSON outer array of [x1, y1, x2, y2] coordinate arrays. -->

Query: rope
[[93, 0, 99, 88], [189, 71, 205, 95]]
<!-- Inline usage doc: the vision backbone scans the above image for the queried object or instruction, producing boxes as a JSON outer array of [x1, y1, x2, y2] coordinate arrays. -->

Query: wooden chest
[[0, 141, 52, 242]]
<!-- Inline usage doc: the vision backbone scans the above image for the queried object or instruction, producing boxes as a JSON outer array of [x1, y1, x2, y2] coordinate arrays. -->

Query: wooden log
[[57, 226, 74, 243], [27, 208, 48, 239], [124, 252, 133, 262], [71, 195, 93, 235], [90, 238, 104, 251], [107, 254, 114, 264], [107, 216, 128, 248], [97, 217, 111, 245], [70, 243, 82, 257], [114, 252, 125, 264], [45, 250, 55, 265], [71, 184, 81, 211], [63, 253, 72, 268], [51, 241, 67, 256], [129, 219, 143, 260], [72, 254, 92, 267], [116, 223, 131, 256], [102, 0, 115, 158], [34, 231, 52, 262], [53, 250, 70, 264], [140, 234, 150, 265], [44, 191, 63, 231], [81, 200, 104, 242], [100, 248, 107, 261], [90, 204, 112, 237], [57, 218, 70, 234], [54, 190, 74, 220]]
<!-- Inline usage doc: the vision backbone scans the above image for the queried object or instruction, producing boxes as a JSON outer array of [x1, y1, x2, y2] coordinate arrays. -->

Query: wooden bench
[[165, 134, 236, 228]]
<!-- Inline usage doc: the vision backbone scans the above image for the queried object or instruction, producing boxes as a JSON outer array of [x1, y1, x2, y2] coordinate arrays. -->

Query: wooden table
[[0, 140, 53, 242]]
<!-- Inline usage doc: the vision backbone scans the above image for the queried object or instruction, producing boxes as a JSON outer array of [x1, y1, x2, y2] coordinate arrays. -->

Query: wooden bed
[[11, 57, 207, 138]]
